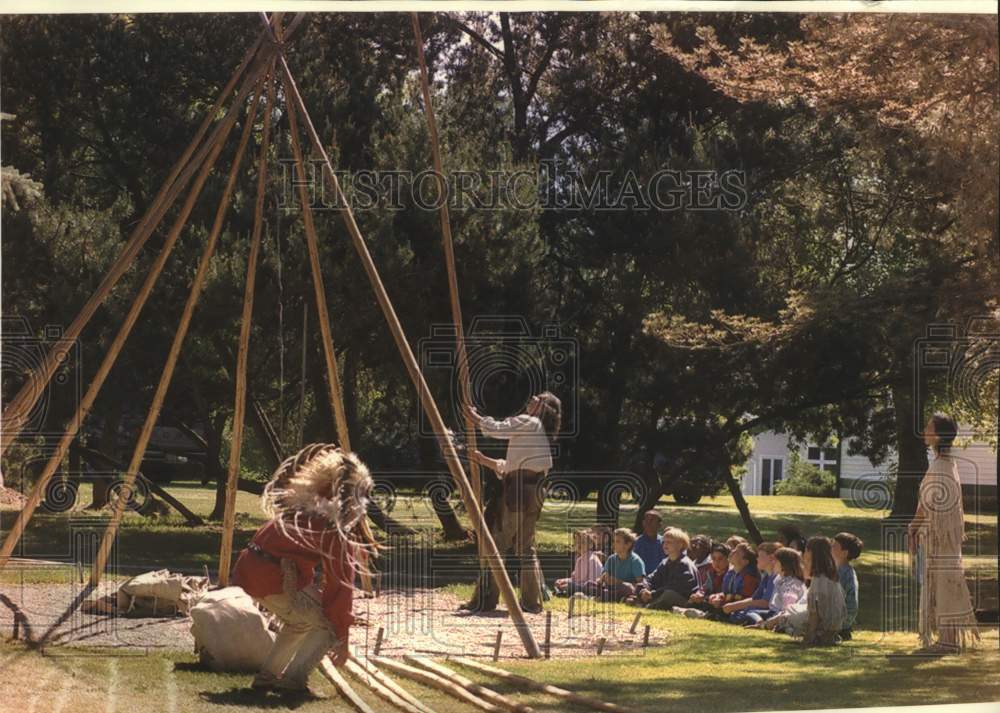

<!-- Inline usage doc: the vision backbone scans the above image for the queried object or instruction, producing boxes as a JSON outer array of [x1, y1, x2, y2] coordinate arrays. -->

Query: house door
[[761, 457, 784, 495]]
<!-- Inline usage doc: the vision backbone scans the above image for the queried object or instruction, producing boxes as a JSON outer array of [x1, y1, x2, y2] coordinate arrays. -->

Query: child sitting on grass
[[832, 531, 863, 639], [724, 542, 779, 624], [746, 546, 807, 627], [675, 542, 759, 619], [766, 536, 847, 645], [555, 529, 602, 597], [633, 510, 665, 575], [688, 542, 731, 607], [636, 527, 699, 610], [688, 534, 713, 587], [585, 527, 646, 601]]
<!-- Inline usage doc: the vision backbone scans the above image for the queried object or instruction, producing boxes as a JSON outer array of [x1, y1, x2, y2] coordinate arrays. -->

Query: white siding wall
[[743, 429, 997, 498]]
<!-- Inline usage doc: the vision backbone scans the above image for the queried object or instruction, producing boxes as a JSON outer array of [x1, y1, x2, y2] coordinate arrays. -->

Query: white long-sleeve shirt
[[479, 413, 553, 475]]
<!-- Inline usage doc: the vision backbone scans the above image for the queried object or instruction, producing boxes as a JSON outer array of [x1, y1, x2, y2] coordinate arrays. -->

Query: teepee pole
[[0, 31, 266, 457], [411, 12, 484, 533], [0, 53, 267, 573], [282, 86, 351, 453], [267, 16, 540, 658], [89, 74, 269, 587], [217, 67, 277, 587]]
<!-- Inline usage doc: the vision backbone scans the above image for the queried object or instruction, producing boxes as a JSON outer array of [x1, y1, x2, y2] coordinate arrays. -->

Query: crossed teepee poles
[[0, 12, 541, 658]]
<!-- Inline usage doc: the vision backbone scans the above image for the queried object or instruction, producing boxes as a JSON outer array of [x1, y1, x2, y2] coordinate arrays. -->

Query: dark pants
[[468, 470, 546, 611], [645, 589, 690, 610]]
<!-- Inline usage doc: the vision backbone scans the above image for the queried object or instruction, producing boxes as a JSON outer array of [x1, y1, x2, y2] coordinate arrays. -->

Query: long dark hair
[[535, 391, 562, 444], [775, 547, 805, 581], [930, 412, 958, 455], [805, 536, 838, 581]]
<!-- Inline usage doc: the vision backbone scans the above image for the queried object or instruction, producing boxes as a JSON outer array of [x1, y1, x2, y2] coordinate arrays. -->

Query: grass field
[[2, 482, 997, 712]]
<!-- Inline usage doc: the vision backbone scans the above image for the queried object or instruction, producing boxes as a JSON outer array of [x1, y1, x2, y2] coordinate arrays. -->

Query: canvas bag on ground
[[116, 569, 209, 616], [190, 586, 275, 672]]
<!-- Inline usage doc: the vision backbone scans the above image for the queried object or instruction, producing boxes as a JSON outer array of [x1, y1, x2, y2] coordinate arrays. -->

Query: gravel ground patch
[[1, 575, 660, 659]]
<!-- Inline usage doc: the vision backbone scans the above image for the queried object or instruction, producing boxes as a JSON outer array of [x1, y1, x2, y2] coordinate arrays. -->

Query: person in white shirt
[[459, 392, 561, 613]]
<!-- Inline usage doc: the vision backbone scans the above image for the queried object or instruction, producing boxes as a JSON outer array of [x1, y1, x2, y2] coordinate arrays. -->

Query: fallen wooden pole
[[405, 656, 533, 713], [450, 657, 631, 713], [265, 13, 540, 658], [319, 657, 376, 713], [348, 654, 437, 713], [372, 657, 501, 713], [344, 658, 427, 713]]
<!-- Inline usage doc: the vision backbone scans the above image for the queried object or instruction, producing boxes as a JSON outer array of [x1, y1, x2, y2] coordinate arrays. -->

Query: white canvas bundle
[[116, 569, 209, 616], [189, 586, 275, 672]]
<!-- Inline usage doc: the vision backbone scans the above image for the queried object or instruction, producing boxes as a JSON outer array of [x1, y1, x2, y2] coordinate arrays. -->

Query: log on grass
[[318, 657, 375, 713], [372, 657, 501, 713], [449, 657, 631, 713], [348, 654, 437, 713], [404, 656, 533, 713], [344, 658, 429, 713]]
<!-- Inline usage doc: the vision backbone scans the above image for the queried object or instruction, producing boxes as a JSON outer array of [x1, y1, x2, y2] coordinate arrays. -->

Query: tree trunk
[[724, 470, 764, 544], [88, 400, 122, 509], [889, 378, 928, 519], [207, 412, 228, 520], [418, 434, 469, 541]]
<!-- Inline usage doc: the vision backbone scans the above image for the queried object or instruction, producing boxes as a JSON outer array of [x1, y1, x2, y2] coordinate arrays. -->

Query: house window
[[807, 446, 839, 474], [761, 457, 784, 495]]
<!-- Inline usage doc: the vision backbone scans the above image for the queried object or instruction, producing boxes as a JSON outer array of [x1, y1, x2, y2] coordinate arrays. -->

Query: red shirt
[[232, 516, 355, 640]]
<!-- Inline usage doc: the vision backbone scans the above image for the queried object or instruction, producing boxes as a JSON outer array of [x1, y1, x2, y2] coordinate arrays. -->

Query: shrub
[[774, 456, 837, 497]]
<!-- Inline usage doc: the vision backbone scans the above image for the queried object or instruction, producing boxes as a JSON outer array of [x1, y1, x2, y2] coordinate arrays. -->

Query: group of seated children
[[554, 511, 863, 646]]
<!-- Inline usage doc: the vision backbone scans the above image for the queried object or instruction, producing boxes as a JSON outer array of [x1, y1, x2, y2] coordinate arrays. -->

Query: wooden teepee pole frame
[[0, 50, 272, 571], [282, 79, 352, 452], [410, 13, 484, 519], [262, 15, 541, 658], [0, 30, 267, 458], [88, 73, 270, 587], [217, 65, 277, 587]]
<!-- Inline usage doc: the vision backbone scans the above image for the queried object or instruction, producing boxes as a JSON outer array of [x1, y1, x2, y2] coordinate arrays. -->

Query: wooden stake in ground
[[643, 624, 651, 648], [217, 67, 277, 587], [405, 656, 533, 713], [319, 657, 376, 713], [0, 56, 264, 573], [630, 611, 642, 634], [450, 657, 631, 713], [348, 654, 436, 713], [544, 611, 552, 659], [372, 657, 501, 713], [266, 14, 540, 658], [492, 629, 503, 661]]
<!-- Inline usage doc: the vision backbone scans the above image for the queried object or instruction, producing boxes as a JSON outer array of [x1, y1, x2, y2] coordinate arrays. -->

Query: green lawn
[[2, 483, 997, 712]]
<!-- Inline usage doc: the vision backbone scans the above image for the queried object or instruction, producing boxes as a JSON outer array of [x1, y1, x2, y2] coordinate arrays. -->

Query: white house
[[741, 429, 998, 501]]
